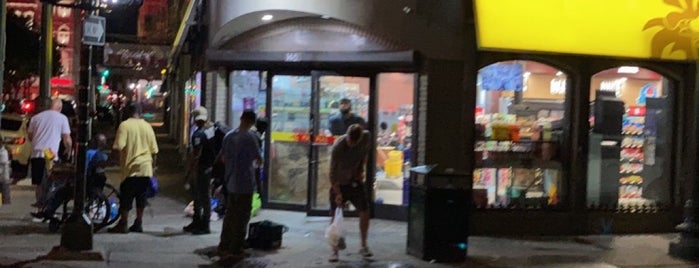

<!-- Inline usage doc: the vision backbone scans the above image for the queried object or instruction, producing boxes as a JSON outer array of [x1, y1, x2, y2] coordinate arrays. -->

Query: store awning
[[205, 50, 419, 70]]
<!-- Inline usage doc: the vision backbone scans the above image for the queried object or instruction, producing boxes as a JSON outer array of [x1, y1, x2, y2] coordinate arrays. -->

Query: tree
[[3, 11, 61, 97]]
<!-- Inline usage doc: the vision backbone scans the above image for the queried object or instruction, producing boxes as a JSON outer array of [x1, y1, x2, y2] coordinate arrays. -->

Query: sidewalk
[[1, 183, 697, 267]]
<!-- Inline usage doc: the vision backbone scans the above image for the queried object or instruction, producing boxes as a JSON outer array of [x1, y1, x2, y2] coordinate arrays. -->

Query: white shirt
[[28, 110, 71, 159]]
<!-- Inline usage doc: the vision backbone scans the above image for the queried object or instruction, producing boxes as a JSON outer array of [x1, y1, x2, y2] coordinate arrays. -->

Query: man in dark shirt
[[328, 98, 366, 136], [183, 107, 216, 235]]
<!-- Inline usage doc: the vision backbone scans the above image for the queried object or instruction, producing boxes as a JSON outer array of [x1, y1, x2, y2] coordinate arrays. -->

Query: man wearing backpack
[[183, 107, 216, 235]]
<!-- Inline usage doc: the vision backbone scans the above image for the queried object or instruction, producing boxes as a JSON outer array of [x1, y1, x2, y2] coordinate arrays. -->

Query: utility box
[[406, 165, 470, 263]]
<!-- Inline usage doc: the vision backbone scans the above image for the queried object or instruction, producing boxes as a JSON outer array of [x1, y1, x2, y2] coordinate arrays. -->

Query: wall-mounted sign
[[600, 78, 627, 97], [103, 43, 171, 69], [550, 78, 566, 95], [475, 0, 699, 61], [636, 83, 659, 105]]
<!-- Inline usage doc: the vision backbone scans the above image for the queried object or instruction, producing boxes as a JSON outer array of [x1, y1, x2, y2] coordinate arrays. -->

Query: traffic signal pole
[[38, 2, 53, 110], [59, 0, 95, 252]]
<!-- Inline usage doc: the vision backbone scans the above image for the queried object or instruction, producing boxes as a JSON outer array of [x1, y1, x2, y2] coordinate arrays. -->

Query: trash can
[[406, 165, 471, 263]]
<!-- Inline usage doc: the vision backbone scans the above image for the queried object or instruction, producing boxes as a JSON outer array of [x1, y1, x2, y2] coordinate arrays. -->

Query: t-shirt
[[328, 113, 366, 136], [191, 126, 215, 168], [113, 118, 159, 180], [223, 129, 261, 194], [86, 148, 108, 176], [28, 110, 71, 159], [330, 130, 371, 186]]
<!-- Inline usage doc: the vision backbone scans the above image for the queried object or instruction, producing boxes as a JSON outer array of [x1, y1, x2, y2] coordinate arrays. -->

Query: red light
[[21, 101, 34, 113], [14, 137, 25, 145]]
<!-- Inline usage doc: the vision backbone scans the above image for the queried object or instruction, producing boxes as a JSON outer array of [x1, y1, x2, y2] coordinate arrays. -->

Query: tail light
[[4, 137, 25, 145]]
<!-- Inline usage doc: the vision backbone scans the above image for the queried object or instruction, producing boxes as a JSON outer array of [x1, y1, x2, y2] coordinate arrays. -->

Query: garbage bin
[[406, 165, 471, 263]]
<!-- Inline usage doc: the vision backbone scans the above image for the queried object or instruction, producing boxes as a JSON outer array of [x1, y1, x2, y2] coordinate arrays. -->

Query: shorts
[[31, 158, 47, 185], [329, 182, 369, 212], [119, 176, 150, 210]]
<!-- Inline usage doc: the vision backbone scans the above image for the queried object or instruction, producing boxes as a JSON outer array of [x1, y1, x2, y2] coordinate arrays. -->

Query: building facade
[[168, 0, 698, 235], [7, 0, 80, 98]]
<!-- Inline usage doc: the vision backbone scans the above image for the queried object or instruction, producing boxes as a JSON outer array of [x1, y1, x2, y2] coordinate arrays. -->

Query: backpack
[[211, 122, 231, 185]]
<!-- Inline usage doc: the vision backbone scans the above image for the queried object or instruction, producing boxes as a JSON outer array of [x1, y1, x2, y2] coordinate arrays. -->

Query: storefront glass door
[[266, 75, 312, 209], [265, 72, 373, 215], [309, 72, 372, 215]]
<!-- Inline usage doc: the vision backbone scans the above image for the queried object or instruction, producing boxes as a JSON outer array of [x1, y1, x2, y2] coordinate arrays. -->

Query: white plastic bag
[[325, 208, 346, 249]]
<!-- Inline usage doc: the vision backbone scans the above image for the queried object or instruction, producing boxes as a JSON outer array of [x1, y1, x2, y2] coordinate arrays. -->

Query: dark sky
[[103, 6, 139, 35]]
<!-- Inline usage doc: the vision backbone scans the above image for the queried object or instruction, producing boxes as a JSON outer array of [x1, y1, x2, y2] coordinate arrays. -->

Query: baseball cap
[[192, 106, 208, 121]]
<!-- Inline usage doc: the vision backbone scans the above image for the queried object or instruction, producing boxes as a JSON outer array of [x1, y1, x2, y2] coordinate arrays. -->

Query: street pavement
[[0, 137, 697, 267]]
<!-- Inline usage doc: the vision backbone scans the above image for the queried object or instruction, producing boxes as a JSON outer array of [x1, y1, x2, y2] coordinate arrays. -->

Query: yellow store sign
[[475, 0, 699, 61]]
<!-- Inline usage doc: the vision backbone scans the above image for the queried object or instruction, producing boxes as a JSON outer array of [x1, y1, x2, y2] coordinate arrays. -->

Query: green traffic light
[[101, 69, 110, 78]]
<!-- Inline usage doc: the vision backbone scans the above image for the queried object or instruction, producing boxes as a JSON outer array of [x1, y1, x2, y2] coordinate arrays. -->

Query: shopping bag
[[324, 208, 346, 249], [251, 192, 262, 216], [145, 177, 158, 198]]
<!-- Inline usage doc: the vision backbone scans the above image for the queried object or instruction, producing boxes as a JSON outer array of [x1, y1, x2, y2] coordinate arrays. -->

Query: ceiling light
[[261, 14, 274, 21], [556, 71, 564, 76], [618, 66, 639, 74]]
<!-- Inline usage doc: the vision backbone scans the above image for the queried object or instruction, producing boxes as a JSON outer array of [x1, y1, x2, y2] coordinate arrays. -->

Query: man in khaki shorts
[[328, 124, 373, 262]]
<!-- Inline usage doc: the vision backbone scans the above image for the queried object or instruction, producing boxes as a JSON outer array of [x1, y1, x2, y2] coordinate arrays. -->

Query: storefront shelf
[[476, 160, 562, 170]]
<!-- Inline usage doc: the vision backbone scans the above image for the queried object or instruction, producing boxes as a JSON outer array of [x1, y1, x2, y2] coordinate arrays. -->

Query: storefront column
[[669, 63, 699, 260], [571, 67, 592, 213], [421, 60, 468, 171]]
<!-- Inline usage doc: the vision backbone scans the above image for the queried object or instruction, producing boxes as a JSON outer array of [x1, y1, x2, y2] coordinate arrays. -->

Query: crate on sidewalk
[[246, 220, 288, 250]]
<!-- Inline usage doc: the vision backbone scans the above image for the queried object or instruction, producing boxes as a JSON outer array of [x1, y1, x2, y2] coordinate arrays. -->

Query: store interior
[[229, 71, 414, 209], [473, 61, 671, 209]]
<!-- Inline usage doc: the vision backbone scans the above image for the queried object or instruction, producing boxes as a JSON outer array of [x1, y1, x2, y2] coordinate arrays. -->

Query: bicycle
[[45, 182, 121, 233]]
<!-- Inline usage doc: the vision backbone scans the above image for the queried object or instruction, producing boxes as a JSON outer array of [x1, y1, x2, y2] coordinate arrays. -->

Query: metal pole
[[60, 0, 95, 251], [0, 0, 6, 105], [39, 2, 53, 110]]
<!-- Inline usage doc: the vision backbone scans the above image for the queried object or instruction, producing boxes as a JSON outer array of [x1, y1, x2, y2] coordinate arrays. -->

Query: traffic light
[[20, 100, 35, 114], [101, 68, 110, 78]]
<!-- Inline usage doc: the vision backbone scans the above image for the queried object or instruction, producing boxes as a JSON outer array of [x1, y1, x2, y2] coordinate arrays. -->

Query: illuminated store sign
[[600, 78, 627, 97], [475, 0, 699, 61]]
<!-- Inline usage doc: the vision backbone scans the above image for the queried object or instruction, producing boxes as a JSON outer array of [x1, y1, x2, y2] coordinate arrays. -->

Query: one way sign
[[82, 15, 106, 46]]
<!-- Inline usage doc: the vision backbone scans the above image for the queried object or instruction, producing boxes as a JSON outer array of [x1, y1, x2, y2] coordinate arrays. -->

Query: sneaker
[[182, 221, 197, 232], [128, 221, 143, 233], [192, 228, 211, 235], [328, 252, 339, 262], [359, 247, 373, 258]]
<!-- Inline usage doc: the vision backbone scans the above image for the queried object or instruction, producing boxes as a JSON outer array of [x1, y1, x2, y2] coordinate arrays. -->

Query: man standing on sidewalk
[[218, 110, 262, 259], [27, 99, 72, 209], [108, 103, 159, 233], [328, 98, 366, 136], [183, 107, 215, 235], [328, 124, 373, 262]]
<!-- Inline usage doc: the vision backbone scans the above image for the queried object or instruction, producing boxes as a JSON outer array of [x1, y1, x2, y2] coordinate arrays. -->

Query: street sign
[[82, 15, 106, 46]]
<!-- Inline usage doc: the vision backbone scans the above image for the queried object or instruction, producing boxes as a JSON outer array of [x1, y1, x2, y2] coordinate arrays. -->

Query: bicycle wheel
[[101, 184, 121, 228], [85, 192, 111, 231]]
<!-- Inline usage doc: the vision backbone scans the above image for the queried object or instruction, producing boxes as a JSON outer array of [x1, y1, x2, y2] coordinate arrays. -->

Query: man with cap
[[328, 98, 366, 136], [183, 106, 216, 234]]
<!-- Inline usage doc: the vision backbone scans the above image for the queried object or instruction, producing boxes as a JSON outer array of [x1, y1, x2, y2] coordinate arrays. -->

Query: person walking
[[328, 124, 373, 262], [183, 107, 216, 235], [108, 103, 159, 233], [27, 98, 72, 209], [217, 110, 262, 259], [328, 98, 366, 136]]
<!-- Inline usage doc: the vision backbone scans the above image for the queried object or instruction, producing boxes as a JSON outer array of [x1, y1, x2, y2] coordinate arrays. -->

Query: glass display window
[[473, 61, 568, 208], [374, 73, 415, 206], [586, 67, 672, 208]]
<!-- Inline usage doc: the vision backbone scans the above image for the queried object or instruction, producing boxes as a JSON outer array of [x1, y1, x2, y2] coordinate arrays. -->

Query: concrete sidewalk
[[1, 184, 698, 267]]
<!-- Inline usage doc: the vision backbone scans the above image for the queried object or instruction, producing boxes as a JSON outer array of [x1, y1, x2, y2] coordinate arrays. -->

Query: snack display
[[619, 109, 646, 199]]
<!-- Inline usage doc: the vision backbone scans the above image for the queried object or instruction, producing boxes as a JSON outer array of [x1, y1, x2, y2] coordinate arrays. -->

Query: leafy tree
[[3, 11, 61, 97]]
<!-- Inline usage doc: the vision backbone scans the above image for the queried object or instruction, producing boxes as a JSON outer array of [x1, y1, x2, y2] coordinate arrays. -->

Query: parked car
[[0, 113, 31, 180]]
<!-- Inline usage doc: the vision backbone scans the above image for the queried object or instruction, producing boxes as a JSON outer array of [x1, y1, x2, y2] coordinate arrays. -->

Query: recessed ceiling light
[[261, 14, 274, 21], [618, 66, 639, 74]]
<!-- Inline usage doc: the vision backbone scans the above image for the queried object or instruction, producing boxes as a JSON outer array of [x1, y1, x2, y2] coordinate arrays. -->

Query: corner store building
[[167, 0, 699, 235]]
